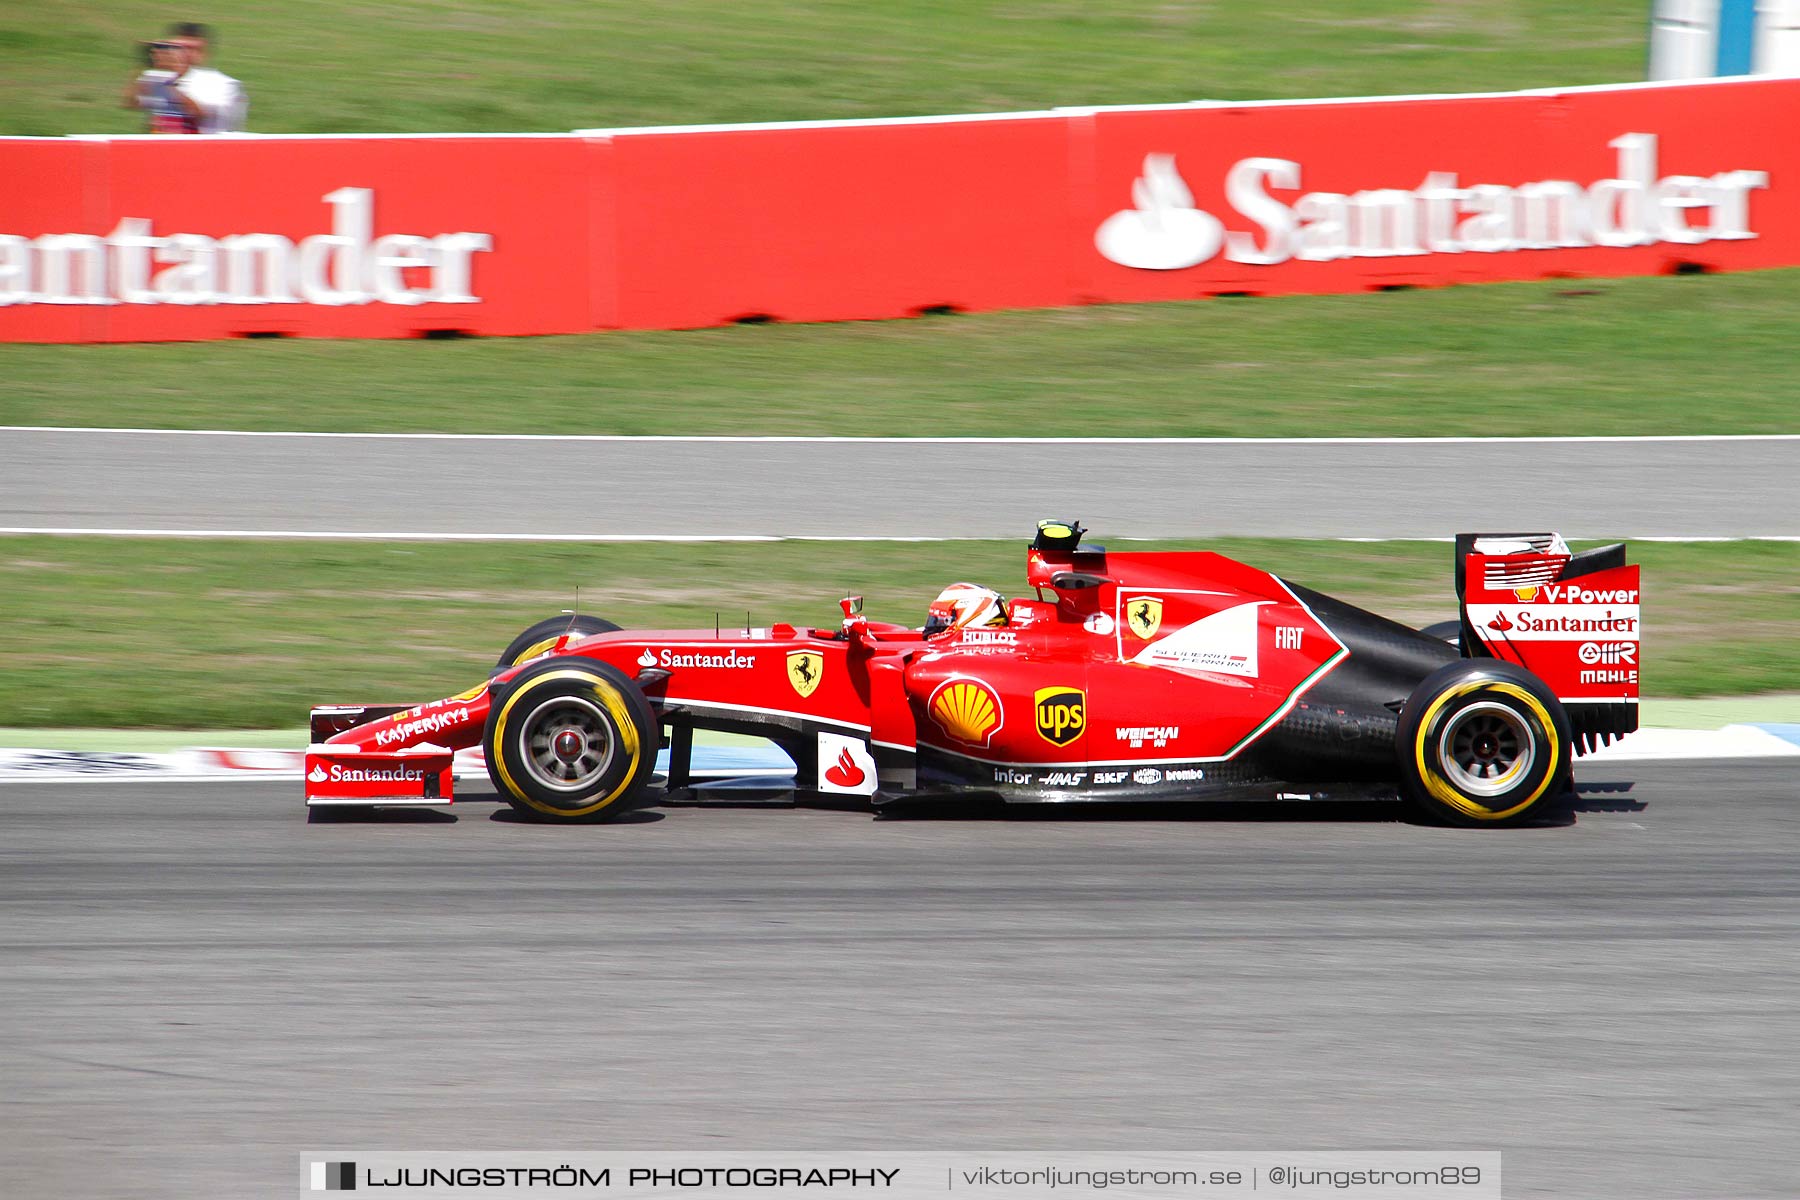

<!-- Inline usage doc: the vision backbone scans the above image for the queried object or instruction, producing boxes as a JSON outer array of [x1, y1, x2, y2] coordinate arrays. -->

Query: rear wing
[[1455, 533, 1639, 754]]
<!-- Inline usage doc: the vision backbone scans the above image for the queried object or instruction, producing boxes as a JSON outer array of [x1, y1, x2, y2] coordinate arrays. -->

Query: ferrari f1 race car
[[305, 522, 1641, 826]]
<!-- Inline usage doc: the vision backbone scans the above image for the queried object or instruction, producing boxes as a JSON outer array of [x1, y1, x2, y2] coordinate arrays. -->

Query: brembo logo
[[1096, 134, 1767, 270], [0, 188, 493, 307]]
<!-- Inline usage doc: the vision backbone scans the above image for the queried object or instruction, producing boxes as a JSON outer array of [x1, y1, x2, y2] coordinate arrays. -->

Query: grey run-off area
[[1, 429, 1796, 539], [1, 764, 1796, 1199]]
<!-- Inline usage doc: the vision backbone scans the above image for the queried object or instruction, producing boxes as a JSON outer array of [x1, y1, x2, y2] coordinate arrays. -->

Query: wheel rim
[[1438, 700, 1535, 798], [517, 694, 616, 793]]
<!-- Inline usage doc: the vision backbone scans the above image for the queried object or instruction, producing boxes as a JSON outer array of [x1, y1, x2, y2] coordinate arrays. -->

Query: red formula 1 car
[[305, 522, 1641, 826]]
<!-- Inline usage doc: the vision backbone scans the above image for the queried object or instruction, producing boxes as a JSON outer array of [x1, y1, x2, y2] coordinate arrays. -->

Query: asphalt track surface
[[3, 429, 1797, 539], [2, 764, 1797, 1199]]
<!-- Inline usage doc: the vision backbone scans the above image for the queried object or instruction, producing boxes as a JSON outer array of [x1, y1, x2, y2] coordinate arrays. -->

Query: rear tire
[[1419, 619, 1461, 649], [484, 658, 656, 821], [1396, 659, 1571, 826], [496, 614, 620, 670]]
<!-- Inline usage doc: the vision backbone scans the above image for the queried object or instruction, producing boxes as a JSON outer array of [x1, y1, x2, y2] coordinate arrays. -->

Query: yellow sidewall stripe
[[510, 636, 561, 665], [492, 669, 643, 818], [1413, 680, 1563, 822]]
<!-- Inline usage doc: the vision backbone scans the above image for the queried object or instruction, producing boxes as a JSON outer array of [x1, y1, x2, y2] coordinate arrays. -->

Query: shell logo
[[928, 678, 1004, 747], [1513, 586, 1540, 602]]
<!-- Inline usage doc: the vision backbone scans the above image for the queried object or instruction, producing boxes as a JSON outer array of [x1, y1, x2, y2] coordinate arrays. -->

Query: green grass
[[5, 272, 1798, 436], [2, 4, 1779, 441], [5, 2, 1651, 138], [1, 535, 1791, 728]]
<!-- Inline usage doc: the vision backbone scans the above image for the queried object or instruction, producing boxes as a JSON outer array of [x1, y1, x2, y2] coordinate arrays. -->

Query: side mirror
[[840, 595, 872, 647]]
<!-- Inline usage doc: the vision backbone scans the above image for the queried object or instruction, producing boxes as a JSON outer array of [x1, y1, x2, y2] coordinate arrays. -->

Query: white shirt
[[178, 66, 248, 133]]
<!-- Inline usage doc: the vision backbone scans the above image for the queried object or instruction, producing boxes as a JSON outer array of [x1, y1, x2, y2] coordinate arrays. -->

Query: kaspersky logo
[[1095, 133, 1767, 270]]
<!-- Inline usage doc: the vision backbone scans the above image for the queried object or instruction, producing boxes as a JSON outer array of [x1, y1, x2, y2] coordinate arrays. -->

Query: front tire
[[497, 614, 620, 670], [1396, 660, 1571, 826], [484, 658, 656, 821]]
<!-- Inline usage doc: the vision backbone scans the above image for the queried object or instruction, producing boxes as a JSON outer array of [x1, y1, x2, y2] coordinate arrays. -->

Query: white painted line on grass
[[0, 527, 962, 542], [1583, 725, 1800, 762], [4, 426, 1798, 446], [4, 528, 1798, 544]]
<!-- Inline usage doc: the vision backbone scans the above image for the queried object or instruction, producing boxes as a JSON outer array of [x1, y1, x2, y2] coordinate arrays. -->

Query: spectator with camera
[[122, 22, 247, 134]]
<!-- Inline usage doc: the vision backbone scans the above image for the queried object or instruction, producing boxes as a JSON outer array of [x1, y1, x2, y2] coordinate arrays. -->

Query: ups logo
[[1035, 687, 1086, 746]]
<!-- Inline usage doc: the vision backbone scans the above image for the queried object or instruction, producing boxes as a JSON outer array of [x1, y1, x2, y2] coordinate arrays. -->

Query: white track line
[[4, 427, 1797, 446], [38, 73, 1774, 145], [3, 528, 1797, 543]]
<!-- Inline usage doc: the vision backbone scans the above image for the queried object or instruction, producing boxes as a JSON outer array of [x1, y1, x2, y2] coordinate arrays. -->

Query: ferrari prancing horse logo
[[1126, 596, 1163, 640], [787, 650, 824, 698]]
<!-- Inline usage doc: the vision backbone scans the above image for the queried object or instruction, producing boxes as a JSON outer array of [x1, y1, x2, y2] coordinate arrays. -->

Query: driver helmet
[[924, 582, 1008, 638]]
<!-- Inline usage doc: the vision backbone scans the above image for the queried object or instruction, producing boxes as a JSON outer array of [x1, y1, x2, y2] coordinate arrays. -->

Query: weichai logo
[[1034, 686, 1086, 746], [1096, 133, 1767, 270]]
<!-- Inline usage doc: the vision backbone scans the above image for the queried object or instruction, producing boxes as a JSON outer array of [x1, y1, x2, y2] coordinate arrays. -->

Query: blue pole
[[1716, 0, 1758, 74]]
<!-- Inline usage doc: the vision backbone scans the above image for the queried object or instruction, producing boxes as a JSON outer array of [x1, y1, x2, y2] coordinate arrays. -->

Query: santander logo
[[816, 734, 876, 795], [1094, 154, 1225, 269], [824, 746, 866, 789], [0, 187, 493, 308], [1096, 133, 1767, 270]]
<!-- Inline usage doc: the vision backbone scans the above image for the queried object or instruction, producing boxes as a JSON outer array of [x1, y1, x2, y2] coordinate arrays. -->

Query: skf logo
[[786, 650, 824, 698], [929, 679, 1003, 747], [1034, 687, 1086, 747], [1126, 596, 1163, 640]]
